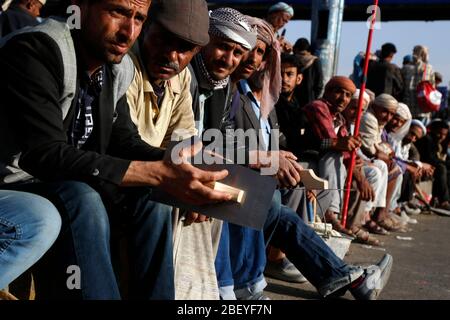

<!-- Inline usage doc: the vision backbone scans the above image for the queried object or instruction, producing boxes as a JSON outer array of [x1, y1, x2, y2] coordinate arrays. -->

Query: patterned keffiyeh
[[195, 54, 229, 90], [209, 8, 257, 51]]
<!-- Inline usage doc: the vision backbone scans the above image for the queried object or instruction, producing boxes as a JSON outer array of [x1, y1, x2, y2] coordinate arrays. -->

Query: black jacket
[[415, 135, 446, 167], [0, 32, 164, 190], [275, 95, 307, 155], [295, 57, 324, 108], [367, 59, 404, 100], [188, 58, 234, 134]]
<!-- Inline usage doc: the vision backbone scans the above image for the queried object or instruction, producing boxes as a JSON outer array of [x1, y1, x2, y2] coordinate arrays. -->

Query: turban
[[247, 16, 273, 47], [246, 16, 282, 119], [268, 2, 294, 17], [411, 119, 427, 138], [352, 89, 371, 110], [373, 93, 398, 112], [209, 8, 257, 51], [325, 76, 357, 95], [396, 103, 412, 121]]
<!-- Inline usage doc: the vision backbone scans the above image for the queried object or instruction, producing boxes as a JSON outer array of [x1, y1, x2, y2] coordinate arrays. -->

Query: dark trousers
[[4, 181, 174, 300], [433, 163, 450, 203]]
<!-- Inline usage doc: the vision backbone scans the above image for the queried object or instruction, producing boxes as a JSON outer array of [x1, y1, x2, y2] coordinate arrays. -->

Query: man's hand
[[277, 151, 303, 188], [249, 150, 303, 188], [375, 150, 391, 163], [421, 163, 435, 177], [121, 140, 232, 205], [407, 164, 422, 181], [353, 166, 375, 202], [356, 176, 375, 202], [185, 211, 209, 225], [333, 135, 361, 152], [355, 155, 364, 169], [278, 36, 293, 53]]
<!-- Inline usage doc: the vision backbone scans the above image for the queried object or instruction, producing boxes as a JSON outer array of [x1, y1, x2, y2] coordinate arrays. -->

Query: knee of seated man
[[52, 181, 110, 232], [365, 166, 382, 182], [56, 180, 102, 199], [24, 195, 61, 244]]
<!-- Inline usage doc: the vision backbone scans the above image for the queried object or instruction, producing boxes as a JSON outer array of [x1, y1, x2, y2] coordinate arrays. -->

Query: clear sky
[[285, 20, 450, 87]]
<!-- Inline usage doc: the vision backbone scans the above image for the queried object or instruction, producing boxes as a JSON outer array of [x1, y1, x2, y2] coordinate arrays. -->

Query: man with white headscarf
[[342, 90, 390, 241], [359, 94, 408, 231], [189, 7, 257, 137], [265, 2, 294, 53], [385, 103, 418, 222], [389, 116, 435, 217]]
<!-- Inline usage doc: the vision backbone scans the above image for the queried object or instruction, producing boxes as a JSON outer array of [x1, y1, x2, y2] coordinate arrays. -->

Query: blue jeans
[[0, 190, 61, 289], [216, 190, 362, 298], [5, 181, 174, 300], [215, 221, 267, 299], [265, 191, 362, 296]]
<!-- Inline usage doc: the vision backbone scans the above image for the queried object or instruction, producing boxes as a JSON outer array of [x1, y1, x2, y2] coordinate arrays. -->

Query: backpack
[[416, 64, 442, 113]]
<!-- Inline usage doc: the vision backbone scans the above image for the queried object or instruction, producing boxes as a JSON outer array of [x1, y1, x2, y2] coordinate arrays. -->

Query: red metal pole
[[341, 0, 379, 228]]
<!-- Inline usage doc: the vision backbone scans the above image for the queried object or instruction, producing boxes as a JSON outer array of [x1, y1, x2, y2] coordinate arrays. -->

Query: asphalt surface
[[265, 211, 450, 300]]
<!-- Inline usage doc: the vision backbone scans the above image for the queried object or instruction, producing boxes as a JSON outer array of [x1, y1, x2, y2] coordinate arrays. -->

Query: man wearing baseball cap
[[127, 0, 211, 148], [0, 0, 45, 37]]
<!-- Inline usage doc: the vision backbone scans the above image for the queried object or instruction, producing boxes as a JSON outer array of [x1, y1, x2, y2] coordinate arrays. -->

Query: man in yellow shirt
[[126, 0, 208, 147], [126, 0, 223, 300]]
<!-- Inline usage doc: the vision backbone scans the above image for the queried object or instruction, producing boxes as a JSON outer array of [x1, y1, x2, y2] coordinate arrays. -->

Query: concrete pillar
[[311, 0, 345, 86]]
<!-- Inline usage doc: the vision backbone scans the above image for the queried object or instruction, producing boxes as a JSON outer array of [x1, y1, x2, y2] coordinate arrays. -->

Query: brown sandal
[[364, 220, 390, 235], [352, 227, 384, 246], [325, 211, 354, 236], [377, 216, 403, 232]]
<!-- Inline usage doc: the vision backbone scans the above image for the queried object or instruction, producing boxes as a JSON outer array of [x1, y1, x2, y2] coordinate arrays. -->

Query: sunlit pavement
[[266, 212, 450, 300]]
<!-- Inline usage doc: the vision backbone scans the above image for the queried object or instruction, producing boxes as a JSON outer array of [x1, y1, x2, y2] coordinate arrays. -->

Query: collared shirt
[[70, 66, 104, 149], [303, 98, 348, 151], [238, 80, 271, 151], [126, 51, 197, 148]]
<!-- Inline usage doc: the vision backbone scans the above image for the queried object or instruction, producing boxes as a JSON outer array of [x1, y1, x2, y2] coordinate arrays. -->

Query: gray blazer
[[232, 88, 287, 151]]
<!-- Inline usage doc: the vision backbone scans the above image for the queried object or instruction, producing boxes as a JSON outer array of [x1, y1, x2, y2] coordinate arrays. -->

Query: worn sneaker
[[265, 258, 308, 283], [403, 204, 421, 216], [400, 210, 418, 224], [350, 254, 393, 300], [240, 291, 271, 300]]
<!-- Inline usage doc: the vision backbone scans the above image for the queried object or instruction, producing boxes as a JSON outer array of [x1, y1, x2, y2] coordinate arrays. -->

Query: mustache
[[159, 61, 180, 72], [113, 34, 132, 48], [215, 59, 232, 69], [241, 61, 256, 71]]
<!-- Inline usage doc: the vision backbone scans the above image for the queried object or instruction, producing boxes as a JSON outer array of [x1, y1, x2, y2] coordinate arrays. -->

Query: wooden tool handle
[[206, 181, 245, 204]]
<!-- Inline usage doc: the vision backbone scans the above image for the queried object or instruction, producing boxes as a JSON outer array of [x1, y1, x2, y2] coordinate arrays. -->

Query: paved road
[[265, 212, 450, 300]]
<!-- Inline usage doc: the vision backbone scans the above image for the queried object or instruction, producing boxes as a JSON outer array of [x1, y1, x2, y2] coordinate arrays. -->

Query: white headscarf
[[388, 102, 412, 160], [352, 89, 371, 111]]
